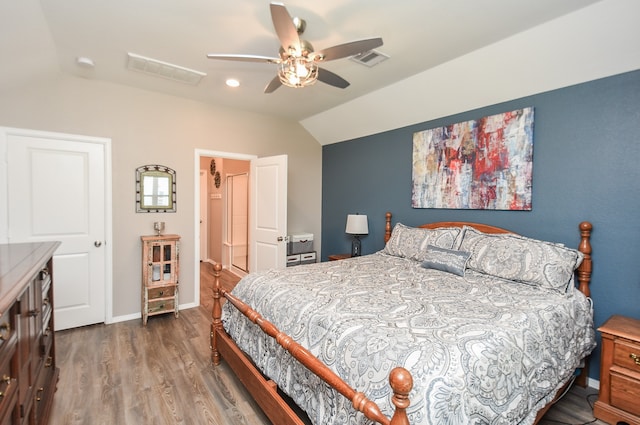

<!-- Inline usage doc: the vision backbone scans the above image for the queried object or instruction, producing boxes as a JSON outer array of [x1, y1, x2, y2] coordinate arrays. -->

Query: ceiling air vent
[[126, 52, 206, 85], [349, 49, 389, 67]]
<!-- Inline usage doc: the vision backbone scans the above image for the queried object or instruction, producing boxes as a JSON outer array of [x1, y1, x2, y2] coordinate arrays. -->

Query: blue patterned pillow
[[458, 226, 584, 293], [421, 245, 471, 276], [383, 223, 462, 262]]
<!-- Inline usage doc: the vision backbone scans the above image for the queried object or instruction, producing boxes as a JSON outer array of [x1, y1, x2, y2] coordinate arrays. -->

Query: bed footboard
[[210, 263, 413, 425]]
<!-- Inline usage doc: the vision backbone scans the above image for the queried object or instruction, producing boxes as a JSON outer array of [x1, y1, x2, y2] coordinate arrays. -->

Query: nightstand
[[328, 253, 351, 261], [594, 315, 640, 425]]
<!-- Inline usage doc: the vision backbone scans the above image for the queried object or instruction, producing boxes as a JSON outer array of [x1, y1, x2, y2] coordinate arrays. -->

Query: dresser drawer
[[0, 350, 17, 422], [0, 309, 16, 360], [610, 367, 640, 417], [40, 324, 54, 361], [148, 299, 175, 314], [33, 360, 56, 422], [148, 286, 176, 300]]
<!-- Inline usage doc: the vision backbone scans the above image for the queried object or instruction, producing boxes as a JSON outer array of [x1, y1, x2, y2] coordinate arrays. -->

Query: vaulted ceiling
[[1, 0, 603, 123]]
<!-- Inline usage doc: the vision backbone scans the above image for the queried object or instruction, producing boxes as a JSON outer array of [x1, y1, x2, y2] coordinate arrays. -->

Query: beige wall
[[0, 74, 322, 321]]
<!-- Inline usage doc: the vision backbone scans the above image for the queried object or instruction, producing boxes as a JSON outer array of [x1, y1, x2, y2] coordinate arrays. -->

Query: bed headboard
[[383, 212, 511, 243], [382, 212, 593, 297]]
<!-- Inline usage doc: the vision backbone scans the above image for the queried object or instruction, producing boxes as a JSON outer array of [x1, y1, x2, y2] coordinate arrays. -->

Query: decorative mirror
[[136, 165, 176, 213]]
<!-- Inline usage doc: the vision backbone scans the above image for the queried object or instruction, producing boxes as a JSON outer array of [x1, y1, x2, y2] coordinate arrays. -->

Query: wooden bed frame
[[210, 212, 593, 425]]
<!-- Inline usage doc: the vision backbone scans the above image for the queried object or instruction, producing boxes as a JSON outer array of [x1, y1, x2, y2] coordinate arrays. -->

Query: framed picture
[[412, 107, 534, 210]]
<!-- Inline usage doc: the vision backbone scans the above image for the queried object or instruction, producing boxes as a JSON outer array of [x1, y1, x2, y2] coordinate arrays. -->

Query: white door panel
[[250, 155, 287, 272], [1, 128, 109, 330], [54, 253, 90, 308]]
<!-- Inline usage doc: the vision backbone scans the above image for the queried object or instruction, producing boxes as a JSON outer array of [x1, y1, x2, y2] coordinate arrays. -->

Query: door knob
[[94, 241, 102, 247], [277, 236, 284, 242]]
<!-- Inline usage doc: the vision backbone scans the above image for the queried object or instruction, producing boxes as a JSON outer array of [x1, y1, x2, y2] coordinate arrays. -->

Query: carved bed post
[[576, 221, 593, 388], [389, 367, 413, 425], [210, 262, 223, 365], [577, 221, 593, 298], [385, 212, 393, 243]]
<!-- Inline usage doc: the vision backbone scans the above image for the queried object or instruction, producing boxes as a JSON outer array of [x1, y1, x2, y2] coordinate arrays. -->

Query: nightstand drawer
[[149, 299, 175, 314], [614, 338, 640, 371], [611, 367, 640, 417], [148, 286, 176, 300]]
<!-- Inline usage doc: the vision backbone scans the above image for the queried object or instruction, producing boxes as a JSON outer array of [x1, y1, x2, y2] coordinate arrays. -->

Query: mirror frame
[[136, 164, 177, 213]]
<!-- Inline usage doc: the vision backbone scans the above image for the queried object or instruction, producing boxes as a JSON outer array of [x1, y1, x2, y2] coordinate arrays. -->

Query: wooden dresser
[[0, 241, 60, 425], [141, 235, 180, 325], [594, 314, 640, 425]]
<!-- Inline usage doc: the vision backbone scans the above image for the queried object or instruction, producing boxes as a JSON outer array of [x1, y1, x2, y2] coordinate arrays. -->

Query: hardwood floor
[[49, 263, 605, 425]]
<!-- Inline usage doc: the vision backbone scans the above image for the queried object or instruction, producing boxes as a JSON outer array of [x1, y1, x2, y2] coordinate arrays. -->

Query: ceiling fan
[[206, 2, 383, 93]]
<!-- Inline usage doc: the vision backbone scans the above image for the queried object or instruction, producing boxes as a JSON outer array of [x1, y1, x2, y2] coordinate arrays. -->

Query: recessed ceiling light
[[226, 79, 240, 88], [76, 56, 95, 68]]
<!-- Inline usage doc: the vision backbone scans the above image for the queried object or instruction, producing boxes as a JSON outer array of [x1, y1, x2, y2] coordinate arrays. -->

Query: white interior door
[[249, 155, 287, 272], [1, 128, 109, 331]]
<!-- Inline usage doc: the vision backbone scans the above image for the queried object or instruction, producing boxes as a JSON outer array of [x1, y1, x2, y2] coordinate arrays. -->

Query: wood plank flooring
[[49, 262, 605, 425]]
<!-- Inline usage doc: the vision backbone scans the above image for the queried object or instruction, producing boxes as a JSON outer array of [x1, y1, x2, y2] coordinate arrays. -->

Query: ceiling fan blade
[[270, 2, 301, 55], [207, 54, 280, 64], [264, 76, 282, 94], [317, 68, 350, 89], [315, 37, 383, 61]]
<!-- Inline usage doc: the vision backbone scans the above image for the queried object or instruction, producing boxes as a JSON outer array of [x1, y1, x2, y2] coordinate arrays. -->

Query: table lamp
[[345, 214, 368, 256]]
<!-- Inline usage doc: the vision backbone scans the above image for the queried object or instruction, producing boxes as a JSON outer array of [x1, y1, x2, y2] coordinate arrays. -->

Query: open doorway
[[194, 149, 288, 309], [196, 149, 256, 311]]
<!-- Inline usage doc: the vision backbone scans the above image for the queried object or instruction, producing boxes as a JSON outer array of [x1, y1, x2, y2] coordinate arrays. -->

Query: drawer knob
[[631, 353, 640, 367], [0, 322, 9, 340], [0, 375, 12, 398]]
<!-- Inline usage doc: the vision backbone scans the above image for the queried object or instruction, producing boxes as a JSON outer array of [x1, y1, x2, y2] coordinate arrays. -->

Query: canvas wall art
[[412, 107, 534, 210]]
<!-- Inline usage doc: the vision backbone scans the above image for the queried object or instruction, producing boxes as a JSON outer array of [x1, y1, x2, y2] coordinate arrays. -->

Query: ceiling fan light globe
[[295, 61, 309, 78], [278, 58, 318, 88]]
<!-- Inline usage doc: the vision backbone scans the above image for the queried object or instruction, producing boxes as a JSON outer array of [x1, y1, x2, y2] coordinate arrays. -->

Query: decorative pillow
[[458, 226, 584, 293], [421, 245, 471, 276], [383, 223, 462, 262]]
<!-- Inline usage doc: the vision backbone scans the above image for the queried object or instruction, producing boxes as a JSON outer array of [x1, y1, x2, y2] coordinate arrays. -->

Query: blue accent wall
[[321, 69, 640, 380]]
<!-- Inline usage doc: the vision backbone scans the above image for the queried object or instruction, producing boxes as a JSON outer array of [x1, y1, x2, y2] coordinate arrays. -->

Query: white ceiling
[[1, 0, 603, 123]]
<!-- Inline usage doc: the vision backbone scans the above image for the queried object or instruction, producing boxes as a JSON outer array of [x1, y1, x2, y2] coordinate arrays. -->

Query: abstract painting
[[412, 107, 534, 210]]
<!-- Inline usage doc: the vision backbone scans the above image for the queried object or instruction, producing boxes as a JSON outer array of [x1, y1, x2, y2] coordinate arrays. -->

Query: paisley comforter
[[222, 252, 596, 425]]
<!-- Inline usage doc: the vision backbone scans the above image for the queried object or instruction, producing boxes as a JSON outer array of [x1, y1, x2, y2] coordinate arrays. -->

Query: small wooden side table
[[141, 234, 180, 325], [594, 314, 640, 425], [328, 253, 351, 261]]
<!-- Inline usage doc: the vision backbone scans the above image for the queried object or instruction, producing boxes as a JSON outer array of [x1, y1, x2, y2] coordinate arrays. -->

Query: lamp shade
[[345, 214, 368, 235]]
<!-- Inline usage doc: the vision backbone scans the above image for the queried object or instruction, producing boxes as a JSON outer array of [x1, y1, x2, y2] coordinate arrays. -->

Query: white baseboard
[[107, 312, 140, 324], [107, 303, 200, 325]]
